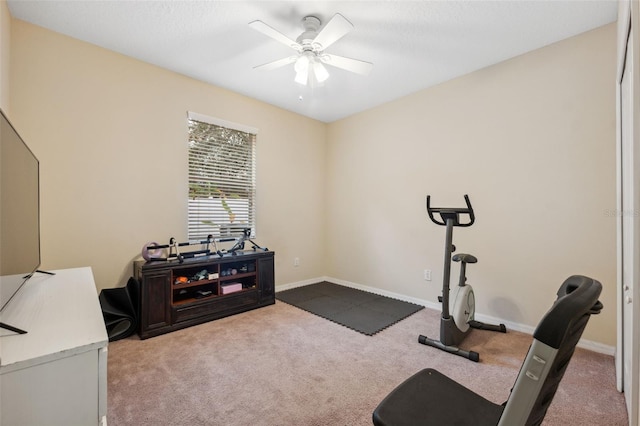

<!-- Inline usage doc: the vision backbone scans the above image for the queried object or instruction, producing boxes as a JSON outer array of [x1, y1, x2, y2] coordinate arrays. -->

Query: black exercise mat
[[276, 281, 424, 335], [99, 277, 139, 342]]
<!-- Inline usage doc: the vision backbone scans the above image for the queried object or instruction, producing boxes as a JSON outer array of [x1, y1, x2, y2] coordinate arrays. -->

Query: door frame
[[617, 2, 640, 425]]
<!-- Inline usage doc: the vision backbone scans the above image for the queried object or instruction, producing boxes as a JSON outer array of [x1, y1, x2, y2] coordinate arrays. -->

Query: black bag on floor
[[99, 277, 139, 341]]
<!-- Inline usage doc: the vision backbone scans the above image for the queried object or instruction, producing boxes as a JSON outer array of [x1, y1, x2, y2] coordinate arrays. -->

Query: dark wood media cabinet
[[134, 250, 275, 339]]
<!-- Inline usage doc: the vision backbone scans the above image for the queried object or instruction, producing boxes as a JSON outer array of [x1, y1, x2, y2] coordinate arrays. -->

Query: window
[[187, 112, 257, 241]]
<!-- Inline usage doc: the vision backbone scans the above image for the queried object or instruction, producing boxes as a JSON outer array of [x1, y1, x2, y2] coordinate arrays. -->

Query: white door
[[620, 21, 639, 426]]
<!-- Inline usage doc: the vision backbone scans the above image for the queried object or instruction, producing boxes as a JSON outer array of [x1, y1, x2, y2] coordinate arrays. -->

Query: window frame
[[186, 111, 258, 241]]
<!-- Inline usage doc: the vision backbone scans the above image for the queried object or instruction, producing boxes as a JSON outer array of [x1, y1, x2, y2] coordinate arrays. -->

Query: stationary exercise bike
[[418, 194, 506, 362]]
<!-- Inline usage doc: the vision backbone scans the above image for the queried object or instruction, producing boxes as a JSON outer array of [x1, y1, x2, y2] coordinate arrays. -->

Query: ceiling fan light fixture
[[312, 61, 329, 83], [294, 54, 310, 85], [295, 69, 308, 85], [294, 52, 329, 86], [294, 53, 310, 74]]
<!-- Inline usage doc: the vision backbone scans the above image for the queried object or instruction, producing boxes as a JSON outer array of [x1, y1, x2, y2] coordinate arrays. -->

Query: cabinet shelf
[[172, 286, 258, 306], [134, 250, 275, 339], [220, 272, 254, 282], [173, 278, 218, 290], [172, 293, 218, 306]]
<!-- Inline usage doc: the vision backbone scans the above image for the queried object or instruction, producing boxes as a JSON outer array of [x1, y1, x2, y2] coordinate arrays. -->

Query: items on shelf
[[156, 256, 262, 305], [195, 290, 214, 299], [221, 283, 243, 295], [140, 228, 269, 264]]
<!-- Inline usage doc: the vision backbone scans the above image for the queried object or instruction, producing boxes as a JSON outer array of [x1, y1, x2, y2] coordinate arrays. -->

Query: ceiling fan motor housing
[[298, 16, 322, 51]]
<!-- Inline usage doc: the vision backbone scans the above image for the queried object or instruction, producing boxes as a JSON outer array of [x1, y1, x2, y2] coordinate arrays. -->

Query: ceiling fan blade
[[313, 13, 354, 50], [321, 54, 373, 76], [249, 20, 301, 51], [254, 56, 298, 71]]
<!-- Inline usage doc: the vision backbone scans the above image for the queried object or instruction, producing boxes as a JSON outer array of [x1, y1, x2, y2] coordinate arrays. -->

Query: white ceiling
[[7, 1, 618, 123]]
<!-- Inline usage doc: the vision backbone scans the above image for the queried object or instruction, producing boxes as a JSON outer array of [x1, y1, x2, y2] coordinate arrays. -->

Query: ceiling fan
[[249, 13, 373, 86]]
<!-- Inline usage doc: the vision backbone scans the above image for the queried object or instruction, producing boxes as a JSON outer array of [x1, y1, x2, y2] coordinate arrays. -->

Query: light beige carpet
[[107, 301, 627, 425]]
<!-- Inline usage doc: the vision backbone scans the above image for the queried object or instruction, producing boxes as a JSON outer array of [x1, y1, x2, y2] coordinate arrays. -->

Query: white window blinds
[[187, 113, 257, 240]]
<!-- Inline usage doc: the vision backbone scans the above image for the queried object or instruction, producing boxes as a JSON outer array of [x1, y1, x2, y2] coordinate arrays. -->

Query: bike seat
[[452, 253, 477, 264]]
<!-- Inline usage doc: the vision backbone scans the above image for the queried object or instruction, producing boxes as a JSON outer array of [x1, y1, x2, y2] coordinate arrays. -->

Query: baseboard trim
[[275, 276, 615, 356], [276, 277, 329, 292]]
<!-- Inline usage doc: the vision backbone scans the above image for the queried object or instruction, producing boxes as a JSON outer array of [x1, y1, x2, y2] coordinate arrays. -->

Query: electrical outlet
[[294, 257, 300, 267], [424, 269, 432, 281]]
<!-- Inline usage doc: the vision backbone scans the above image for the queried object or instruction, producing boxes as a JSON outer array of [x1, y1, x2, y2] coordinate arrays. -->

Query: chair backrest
[[498, 275, 603, 426]]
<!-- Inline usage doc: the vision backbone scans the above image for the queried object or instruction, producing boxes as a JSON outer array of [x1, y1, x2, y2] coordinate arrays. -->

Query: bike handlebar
[[426, 194, 475, 227]]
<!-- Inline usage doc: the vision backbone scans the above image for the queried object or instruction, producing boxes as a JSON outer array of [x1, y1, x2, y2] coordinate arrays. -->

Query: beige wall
[[0, 0, 10, 110], [9, 19, 327, 292], [326, 23, 617, 345], [7, 16, 616, 345]]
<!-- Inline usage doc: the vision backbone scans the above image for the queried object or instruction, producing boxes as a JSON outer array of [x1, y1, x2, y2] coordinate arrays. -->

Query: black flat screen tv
[[0, 108, 41, 334]]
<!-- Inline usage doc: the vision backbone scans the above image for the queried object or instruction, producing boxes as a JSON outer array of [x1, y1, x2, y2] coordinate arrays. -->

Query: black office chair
[[372, 275, 603, 426]]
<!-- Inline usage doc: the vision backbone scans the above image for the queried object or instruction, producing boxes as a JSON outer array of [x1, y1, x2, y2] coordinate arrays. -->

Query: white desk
[[0, 267, 108, 425]]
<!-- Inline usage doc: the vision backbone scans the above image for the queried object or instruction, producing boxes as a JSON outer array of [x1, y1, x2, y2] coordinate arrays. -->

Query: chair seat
[[373, 368, 504, 426]]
